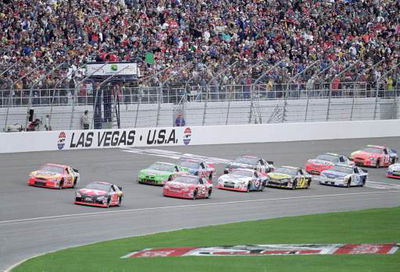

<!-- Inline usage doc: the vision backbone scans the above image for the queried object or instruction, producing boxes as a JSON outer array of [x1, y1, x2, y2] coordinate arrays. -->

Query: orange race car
[[349, 145, 398, 167], [28, 163, 80, 189]]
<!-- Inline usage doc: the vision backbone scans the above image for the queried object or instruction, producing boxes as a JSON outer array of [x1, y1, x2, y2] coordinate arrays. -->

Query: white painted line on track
[[1, 190, 399, 226]]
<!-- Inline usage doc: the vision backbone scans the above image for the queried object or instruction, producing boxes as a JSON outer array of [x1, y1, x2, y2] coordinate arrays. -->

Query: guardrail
[[0, 82, 399, 132]]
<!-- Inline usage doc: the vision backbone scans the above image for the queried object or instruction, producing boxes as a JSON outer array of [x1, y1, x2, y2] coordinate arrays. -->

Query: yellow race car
[[266, 166, 311, 189]]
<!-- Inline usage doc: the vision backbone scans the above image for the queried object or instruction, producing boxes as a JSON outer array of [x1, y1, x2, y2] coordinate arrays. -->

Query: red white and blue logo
[[183, 127, 191, 145], [57, 132, 66, 150]]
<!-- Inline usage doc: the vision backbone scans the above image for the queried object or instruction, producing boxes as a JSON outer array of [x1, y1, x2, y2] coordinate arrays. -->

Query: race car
[[137, 162, 187, 185], [163, 174, 212, 199], [177, 158, 216, 179], [74, 181, 123, 207], [266, 166, 311, 189], [217, 168, 267, 192], [319, 165, 368, 187], [224, 155, 274, 174], [349, 145, 398, 167], [387, 163, 400, 179], [28, 163, 80, 189], [305, 153, 354, 175]]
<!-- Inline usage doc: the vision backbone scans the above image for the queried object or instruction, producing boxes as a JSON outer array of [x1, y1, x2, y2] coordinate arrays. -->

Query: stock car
[[224, 155, 274, 174], [266, 166, 311, 189], [349, 145, 398, 167], [319, 165, 368, 187], [74, 181, 123, 207], [177, 158, 216, 179], [387, 163, 400, 179], [217, 168, 267, 192], [163, 174, 212, 199], [28, 163, 80, 189], [305, 153, 354, 175], [137, 162, 187, 185]]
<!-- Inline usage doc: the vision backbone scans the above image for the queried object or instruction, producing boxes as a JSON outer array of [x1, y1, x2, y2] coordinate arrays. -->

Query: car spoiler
[[73, 168, 79, 173], [118, 186, 122, 190], [362, 169, 368, 173], [267, 161, 274, 165]]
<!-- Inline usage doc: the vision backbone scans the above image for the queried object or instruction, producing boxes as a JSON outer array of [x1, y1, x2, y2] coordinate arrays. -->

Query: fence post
[[373, 81, 379, 120], [69, 86, 77, 129], [155, 84, 162, 127], [281, 83, 288, 123], [326, 85, 332, 121], [349, 91, 355, 120], [304, 88, 310, 122], [202, 86, 209, 126]]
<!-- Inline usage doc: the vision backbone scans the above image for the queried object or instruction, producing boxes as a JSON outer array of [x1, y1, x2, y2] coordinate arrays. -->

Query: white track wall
[[1, 120, 400, 153]]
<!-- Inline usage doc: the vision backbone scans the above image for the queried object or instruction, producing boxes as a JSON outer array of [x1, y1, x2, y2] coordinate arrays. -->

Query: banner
[[122, 243, 399, 258]]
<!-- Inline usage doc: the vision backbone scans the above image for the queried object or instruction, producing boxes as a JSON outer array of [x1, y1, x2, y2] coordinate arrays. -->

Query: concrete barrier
[[1, 119, 399, 153]]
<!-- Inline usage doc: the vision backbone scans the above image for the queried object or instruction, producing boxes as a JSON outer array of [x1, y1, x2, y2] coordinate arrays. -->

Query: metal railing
[[0, 81, 399, 132]]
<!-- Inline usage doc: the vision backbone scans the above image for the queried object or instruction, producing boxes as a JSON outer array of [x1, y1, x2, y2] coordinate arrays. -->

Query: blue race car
[[319, 165, 368, 187]]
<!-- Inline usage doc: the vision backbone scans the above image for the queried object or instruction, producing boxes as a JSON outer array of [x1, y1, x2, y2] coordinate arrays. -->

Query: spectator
[[27, 118, 41, 131], [44, 114, 51, 131], [80, 110, 90, 130], [175, 114, 186, 127]]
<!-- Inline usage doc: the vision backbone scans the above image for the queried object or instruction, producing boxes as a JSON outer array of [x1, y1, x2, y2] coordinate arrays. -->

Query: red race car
[[350, 145, 398, 167], [163, 174, 212, 200], [75, 181, 123, 207], [305, 153, 354, 175], [28, 163, 80, 189]]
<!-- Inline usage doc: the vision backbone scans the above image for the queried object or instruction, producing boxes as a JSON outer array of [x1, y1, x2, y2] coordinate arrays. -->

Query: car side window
[[383, 149, 388, 155], [175, 166, 179, 172], [298, 169, 303, 175], [65, 168, 69, 174], [260, 160, 265, 165], [339, 156, 345, 162], [200, 162, 205, 169], [254, 171, 259, 178], [199, 178, 204, 185], [354, 168, 359, 174], [111, 185, 117, 192]]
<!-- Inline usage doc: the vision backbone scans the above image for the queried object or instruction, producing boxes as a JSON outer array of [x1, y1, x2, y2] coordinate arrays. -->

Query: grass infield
[[13, 207, 400, 272]]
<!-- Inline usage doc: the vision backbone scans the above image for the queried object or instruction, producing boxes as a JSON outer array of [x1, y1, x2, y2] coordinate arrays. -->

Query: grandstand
[[0, 0, 399, 130]]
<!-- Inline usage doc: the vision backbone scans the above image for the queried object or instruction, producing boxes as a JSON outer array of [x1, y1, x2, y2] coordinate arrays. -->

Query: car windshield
[[330, 166, 353, 174], [275, 167, 297, 176], [316, 154, 338, 163], [231, 169, 253, 177], [86, 182, 110, 191], [233, 156, 258, 165], [173, 176, 198, 184], [362, 147, 383, 154], [148, 162, 175, 172], [178, 160, 200, 169], [40, 165, 64, 174]]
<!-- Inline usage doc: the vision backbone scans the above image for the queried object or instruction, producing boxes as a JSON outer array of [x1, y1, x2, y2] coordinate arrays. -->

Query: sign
[[86, 62, 139, 78], [122, 243, 399, 258]]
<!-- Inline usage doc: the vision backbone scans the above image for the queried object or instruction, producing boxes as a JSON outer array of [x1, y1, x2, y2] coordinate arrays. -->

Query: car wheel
[[168, 175, 172, 181], [72, 178, 77, 188], [375, 159, 380, 168], [117, 197, 122, 206], [192, 190, 198, 200], [209, 173, 213, 180], [246, 183, 251, 192], [347, 178, 351, 188], [207, 189, 212, 198], [307, 179, 311, 189], [260, 182, 265, 192], [106, 197, 111, 208], [291, 180, 297, 190], [59, 179, 64, 189]]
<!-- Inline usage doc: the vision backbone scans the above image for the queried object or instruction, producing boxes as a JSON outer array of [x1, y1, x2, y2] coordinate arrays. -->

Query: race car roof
[[367, 145, 385, 149], [44, 163, 69, 168]]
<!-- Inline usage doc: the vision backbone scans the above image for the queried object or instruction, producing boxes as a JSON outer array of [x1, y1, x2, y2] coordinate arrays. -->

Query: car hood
[[32, 171, 62, 179], [321, 170, 348, 178], [351, 151, 378, 158], [141, 169, 171, 176], [166, 181, 193, 188], [79, 189, 107, 196], [268, 173, 292, 179], [308, 159, 334, 166], [219, 174, 251, 182], [228, 162, 253, 169]]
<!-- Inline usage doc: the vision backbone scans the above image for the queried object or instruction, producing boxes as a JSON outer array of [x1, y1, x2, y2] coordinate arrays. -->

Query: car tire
[[307, 179, 311, 188], [192, 190, 198, 200], [375, 159, 380, 168], [117, 197, 122, 206], [168, 175, 172, 181], [291, 180, 297, 190], [347, 178, 351, 188], [207, 189, 212, 198], [106, 197, 111, 208], [59, 179, 64, 189], [72, 178, 77, 188], [260, 183, 265, 192], [247, 183, 251, 192], [209, 173, 213, 180]]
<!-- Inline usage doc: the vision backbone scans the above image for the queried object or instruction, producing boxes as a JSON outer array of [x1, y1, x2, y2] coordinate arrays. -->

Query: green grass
[[14, 207, 400, 272]]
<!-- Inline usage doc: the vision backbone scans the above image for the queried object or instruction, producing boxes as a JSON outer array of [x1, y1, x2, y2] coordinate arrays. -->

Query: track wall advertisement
[[1, 120, 400, 153]]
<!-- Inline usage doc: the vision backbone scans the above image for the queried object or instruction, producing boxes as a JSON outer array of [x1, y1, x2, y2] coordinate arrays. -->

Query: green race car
[[138, 162, 187, 186]]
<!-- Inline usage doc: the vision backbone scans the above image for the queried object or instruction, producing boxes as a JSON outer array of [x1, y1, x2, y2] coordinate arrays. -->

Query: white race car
[[387, 163, 400, 179], [217, 168, 267, 192], [319, 165, 368, 187]]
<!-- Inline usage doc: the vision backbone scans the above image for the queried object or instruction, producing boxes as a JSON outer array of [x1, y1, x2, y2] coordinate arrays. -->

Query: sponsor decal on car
[[122, 243, 399, 258], [57, 132, 66, 150]]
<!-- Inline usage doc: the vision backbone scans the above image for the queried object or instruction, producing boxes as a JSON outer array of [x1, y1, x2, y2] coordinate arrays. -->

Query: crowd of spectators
[[0, 0, 399, 93]]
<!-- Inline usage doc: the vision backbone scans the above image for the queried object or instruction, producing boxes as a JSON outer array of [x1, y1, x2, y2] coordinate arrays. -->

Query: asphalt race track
[[1, 137, 400, 271]]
